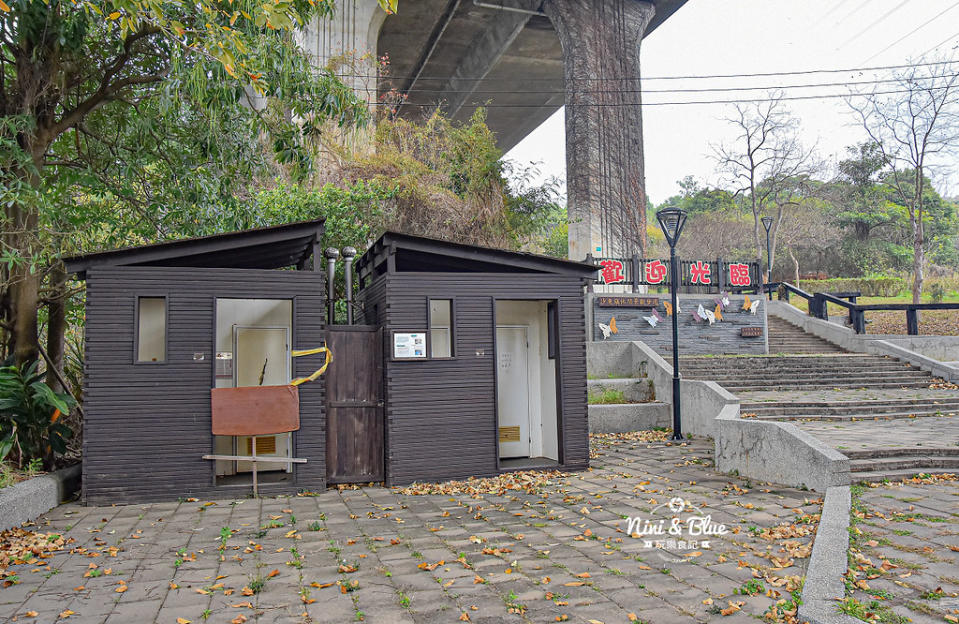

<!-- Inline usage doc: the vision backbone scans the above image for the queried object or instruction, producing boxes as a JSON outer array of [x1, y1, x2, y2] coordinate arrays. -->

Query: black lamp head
[[761, 216, 774, 233], [656, 208, 688, 248]]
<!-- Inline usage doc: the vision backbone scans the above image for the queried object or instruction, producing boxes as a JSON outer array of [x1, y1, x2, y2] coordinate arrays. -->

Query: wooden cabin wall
[[82, 266, 327, 505], [378, 273, 589, 486]]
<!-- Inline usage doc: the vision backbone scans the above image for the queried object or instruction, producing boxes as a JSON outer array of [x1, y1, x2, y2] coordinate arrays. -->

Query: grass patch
[[587, 388, 628, 404]]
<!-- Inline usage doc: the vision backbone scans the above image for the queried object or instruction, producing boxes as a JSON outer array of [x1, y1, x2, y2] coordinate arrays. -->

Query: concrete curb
[[798, 485, 861, 624], [0, 464, 81, 531], [714, 412, 850, 492]]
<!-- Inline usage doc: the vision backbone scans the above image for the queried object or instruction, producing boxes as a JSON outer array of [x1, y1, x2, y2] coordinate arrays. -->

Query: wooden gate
[[325, 326, 384, 483]]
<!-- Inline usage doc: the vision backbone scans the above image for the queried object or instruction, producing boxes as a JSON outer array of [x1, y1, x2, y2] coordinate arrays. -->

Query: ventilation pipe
[[341, 246, 357, 325], [325, 247, 340, 325]]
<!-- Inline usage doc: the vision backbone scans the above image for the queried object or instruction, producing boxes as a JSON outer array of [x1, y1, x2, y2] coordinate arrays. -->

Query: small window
[[137, 297, 167, 362], [429, 299, 453, 358]]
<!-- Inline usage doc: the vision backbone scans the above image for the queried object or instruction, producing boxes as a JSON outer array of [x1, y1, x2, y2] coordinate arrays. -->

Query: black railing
[[777, 282, 959, 335], [588, 255, 761, 294]]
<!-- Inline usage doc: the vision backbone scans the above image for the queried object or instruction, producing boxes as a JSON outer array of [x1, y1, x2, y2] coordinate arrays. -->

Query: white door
[[234, 326, 291, 472], [496, 326, 531, 458]]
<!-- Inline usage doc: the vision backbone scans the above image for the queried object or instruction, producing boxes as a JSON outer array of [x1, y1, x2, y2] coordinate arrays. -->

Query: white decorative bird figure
[[697, 303, 707, 321], [598, 322, 612, 339], [750, 299, 761, 315], [722, 295, 730, 308], [644, 314, 659, 327], [703, 307, 716, 325]]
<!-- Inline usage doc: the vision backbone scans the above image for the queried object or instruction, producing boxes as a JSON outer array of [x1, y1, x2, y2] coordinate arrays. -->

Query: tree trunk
[[5, 199, 40, 366], [789, 246, 800, 284], [912, 170, 925, 305], [45, 263, 67, 392]]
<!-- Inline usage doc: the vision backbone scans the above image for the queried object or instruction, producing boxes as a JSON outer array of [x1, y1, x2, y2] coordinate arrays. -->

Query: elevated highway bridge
[[302, 0, 689, 259]]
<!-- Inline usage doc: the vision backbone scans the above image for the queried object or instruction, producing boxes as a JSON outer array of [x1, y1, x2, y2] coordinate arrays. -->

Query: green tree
[[0, 0, 395, 367]]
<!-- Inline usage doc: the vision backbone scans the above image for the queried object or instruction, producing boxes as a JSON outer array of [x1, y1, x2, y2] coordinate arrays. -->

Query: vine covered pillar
[[544, 0, 655, 260]]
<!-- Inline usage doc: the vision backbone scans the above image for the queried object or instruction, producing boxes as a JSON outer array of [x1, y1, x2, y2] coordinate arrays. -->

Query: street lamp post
[[656, 208, 688, 441], [761, 216, 774, 300]]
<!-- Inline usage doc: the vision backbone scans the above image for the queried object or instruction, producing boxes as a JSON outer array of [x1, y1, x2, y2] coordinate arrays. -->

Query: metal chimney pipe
[[324, 247, 340, 325], [341, 246, 357, 325]]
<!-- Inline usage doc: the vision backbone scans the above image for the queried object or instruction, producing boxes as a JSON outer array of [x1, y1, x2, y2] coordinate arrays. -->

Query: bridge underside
[[378, 0, 686, 152]]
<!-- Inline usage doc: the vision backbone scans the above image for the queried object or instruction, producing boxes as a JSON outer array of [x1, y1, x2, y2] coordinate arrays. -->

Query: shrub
[[0, 361, 75, 469], [798, 277, 905, 297]]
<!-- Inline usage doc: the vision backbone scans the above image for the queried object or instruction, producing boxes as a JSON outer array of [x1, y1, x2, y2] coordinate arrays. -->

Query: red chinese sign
[[599, 259, 625, 284], [645, 260, 667, 284], [728, 263, 751, 286], [689, 260, 711, 285]]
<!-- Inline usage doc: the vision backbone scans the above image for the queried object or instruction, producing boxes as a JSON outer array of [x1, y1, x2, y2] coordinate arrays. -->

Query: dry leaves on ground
[[394, 470, 571, 496], [0, 528, 67, 573]]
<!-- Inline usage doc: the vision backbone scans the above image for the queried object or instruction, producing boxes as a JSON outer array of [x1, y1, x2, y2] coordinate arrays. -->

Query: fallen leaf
[[59, 611, 75, 620], [231, 602, 254, 608], [575, 572, 591, 578], [231, 616, 247, 624], [25, 611, 38, 618], [267, 569, 279, 578]]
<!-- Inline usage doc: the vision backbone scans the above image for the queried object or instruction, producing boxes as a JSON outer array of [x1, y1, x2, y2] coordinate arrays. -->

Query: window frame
[[427, 297, 455, 360], [134, 294, 169, 365]]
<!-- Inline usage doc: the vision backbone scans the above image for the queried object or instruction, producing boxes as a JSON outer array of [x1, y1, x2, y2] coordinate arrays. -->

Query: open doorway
[[495, 300, 559, 468], [214, 298, 294, 485]]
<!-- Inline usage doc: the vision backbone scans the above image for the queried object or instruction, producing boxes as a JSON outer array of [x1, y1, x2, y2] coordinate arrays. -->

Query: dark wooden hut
[[64, 220, 328, 505], [356, 232, 597, 485], [64, 223, 596, 504]]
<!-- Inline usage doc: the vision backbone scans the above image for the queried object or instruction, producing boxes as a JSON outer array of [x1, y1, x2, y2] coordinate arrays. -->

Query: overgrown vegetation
[[0, 362, 74, 470]]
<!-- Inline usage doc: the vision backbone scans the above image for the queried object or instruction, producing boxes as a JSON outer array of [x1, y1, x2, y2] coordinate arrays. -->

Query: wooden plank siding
[[365, 272, 589, 486], [83, 266, 327, 505]]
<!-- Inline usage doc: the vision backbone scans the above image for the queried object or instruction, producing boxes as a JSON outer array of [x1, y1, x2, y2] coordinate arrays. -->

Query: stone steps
[[723, 380, 932, 392], [847, 448, 959, 481], [741, 399, 959, 416], [843, 447, 959, 459], [747, 411, 955, 422]]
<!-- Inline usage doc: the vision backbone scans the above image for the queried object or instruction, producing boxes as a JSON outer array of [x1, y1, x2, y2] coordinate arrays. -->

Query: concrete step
[[748, 410, 957, 422], [852, 467, 959, 483], [587, 378, 656, 403], [850, 456, 959, 472], [741, 398, 959, 410], [686, 370, 931, 382], [725, 381, 934, 391], [842, 447, 959, 459], [588, 402, 670, 434], [741, 399, 959, 416]]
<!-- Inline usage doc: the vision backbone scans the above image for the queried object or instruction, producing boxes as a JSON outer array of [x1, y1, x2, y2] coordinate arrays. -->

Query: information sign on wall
[[393, 332, 427, 359]]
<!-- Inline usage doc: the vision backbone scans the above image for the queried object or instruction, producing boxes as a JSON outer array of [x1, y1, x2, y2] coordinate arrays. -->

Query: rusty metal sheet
[[210, 385, 300, 436]]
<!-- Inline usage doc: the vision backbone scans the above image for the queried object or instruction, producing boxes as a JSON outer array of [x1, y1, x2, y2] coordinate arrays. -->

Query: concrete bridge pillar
[[544, 0, 655, 260], [297, 1, 389, 149]]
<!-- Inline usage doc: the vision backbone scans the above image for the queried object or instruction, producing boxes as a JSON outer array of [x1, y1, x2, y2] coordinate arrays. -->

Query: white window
[[137, 297, 166, 362], [429, 299, 453, 358]]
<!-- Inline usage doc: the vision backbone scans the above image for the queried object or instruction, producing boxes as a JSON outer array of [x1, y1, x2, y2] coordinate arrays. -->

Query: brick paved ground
[[0, 437, 823, 624], [842, 478, 959, 624]]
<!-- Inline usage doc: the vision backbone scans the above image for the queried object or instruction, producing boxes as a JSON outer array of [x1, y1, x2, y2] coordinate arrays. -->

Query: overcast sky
[[504, 0, 959, 204]]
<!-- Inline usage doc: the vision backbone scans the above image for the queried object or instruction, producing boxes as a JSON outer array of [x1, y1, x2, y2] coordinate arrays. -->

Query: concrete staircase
[[767, 315, 845, 354], [680, 353, 934, 392], [843, 447, 959, 482], [685, 314, 958, 483], [586, 342, 670, 433], [740, 396, 959, 421]]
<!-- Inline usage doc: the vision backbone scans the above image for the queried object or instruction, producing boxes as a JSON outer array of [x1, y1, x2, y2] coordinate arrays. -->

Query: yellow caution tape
[[289, 346, 332, 387]]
